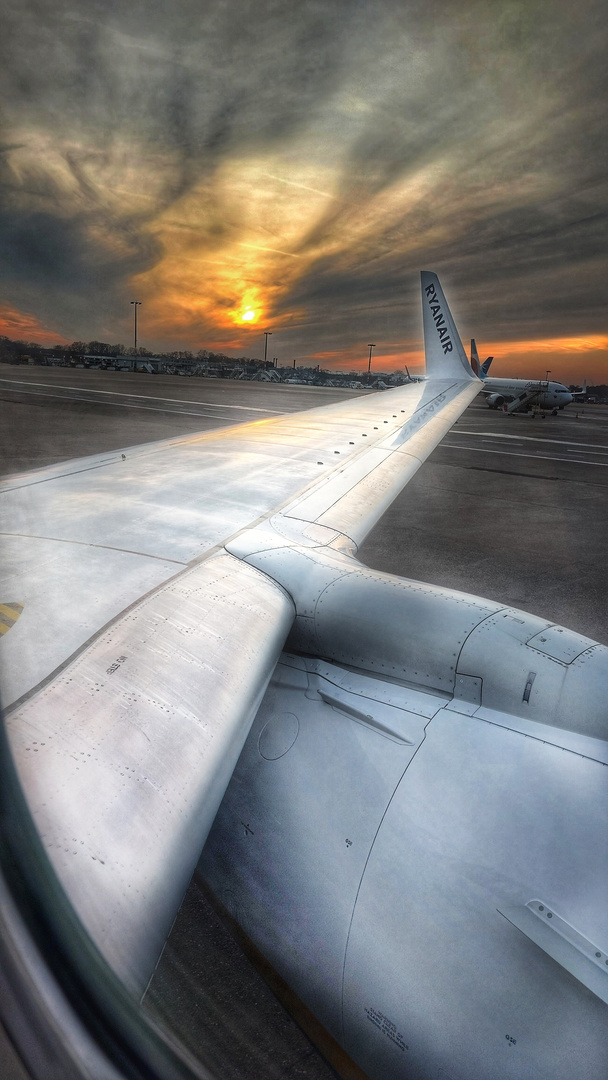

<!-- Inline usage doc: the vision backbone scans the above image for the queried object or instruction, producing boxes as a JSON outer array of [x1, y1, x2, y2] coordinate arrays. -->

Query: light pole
[[367, 344, 376, 381], [130, 301, 142, 351], [263, 331, 272, 365]]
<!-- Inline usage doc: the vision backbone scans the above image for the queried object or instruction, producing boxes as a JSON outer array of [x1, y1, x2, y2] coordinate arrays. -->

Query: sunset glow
[[466, 336, 608, 385], [0, 304, 68, 346], [0, 3, 605, 382]]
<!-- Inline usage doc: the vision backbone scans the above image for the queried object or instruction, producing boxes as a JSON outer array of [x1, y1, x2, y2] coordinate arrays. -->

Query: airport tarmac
[[1, 367, 607, 1079], [0, 365, 367, 474], [361, 396, 608, 644]]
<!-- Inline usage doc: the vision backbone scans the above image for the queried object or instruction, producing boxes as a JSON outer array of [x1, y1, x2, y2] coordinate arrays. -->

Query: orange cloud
[[0, 304, 69, 345], [127, 152, 443, 351], [128, 156, 331, 348], [306, 336, 608, 383], [472, 335, 608, 384]]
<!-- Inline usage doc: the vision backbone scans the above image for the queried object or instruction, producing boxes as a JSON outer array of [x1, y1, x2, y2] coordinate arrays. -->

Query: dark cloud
[[0, 0, 606, 355], [0, 1, 362, 335]]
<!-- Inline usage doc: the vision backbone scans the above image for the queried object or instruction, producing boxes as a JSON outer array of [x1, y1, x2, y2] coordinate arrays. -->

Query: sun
[[241, 308, 256, 322]]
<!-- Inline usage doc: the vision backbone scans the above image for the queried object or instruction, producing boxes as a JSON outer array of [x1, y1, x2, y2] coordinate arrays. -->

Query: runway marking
[[566, 448, 608, 457], [440, 444, 608, 468], [0, 386, 267, 423], [454, 430, 608, 451], [0, 379, 285, 413]]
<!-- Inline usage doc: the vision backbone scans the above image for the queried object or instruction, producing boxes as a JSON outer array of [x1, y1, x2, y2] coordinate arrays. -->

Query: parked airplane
[[470, 338, 494, 378], [0, 274, 606, 1080], [470, 338, 574, 413]]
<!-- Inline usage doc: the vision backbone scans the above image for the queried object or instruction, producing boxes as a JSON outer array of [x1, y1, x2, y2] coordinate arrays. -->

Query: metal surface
[[229, 530, 608, 740], [497, 900, 608, 1007], [201, 640, 608, 1080], [285, 382, 480, 548], [1, 378, 462, 708], [5, 553, 294, 996], [457, 607, 608, 737], [341, 708, 607, 1080], [200, 655, 440, 1044]]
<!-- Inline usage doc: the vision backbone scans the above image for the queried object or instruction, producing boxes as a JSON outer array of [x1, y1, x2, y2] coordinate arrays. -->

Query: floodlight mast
[[263, 331, 272, 365], [367, 344, 376, 383], [130, 301, 142, 351]]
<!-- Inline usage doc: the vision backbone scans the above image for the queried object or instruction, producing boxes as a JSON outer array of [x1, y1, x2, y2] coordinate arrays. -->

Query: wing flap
[[6, 552, 294, 996]]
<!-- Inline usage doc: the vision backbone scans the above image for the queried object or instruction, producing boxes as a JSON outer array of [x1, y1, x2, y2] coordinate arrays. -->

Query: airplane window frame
[[0, 713, 212, 1080]]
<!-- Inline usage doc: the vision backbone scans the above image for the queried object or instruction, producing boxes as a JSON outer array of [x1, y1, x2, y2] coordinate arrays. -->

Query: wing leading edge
[[1, 273, 480, 996]]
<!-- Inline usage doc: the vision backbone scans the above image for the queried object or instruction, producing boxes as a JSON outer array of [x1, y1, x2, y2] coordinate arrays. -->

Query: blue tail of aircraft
[[470, 339, 493, 380]]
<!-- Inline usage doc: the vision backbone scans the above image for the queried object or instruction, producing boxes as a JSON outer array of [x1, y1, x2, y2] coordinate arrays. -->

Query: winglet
[[421, 272, 476, 381]]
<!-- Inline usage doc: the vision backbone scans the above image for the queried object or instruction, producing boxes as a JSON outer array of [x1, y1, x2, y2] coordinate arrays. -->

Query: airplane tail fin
[[421, 272, 475, 381], [470, 339, 481, 377], [470, 339, 492, 380]]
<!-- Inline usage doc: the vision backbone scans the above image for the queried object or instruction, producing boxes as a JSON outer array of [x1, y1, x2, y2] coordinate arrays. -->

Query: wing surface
[[0, 272, 480, 995]]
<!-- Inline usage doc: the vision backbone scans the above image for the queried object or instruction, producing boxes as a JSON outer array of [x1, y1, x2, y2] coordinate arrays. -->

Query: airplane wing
[[0, 272, 479, 999]]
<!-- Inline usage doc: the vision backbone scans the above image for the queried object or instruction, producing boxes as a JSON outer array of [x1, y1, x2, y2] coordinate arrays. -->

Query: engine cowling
[[203, 536, 608, 1080], [202, 634, 608, 1080], [486, 392, 504, 408], [231, 538, 608, 740]]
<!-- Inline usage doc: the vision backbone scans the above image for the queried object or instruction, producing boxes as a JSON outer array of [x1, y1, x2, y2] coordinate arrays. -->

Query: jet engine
[[201, 545, 608, 1080], [486, 392, 505, 408]]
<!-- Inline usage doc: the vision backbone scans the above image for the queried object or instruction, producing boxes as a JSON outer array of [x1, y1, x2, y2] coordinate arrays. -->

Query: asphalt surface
[[360, 396, 608, 644], [1, 366, 607, 1079], [0, 365, 367, 474]]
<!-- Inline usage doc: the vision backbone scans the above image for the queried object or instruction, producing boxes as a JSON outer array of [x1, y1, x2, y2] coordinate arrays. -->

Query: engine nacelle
[[204, 538, 608, 1080], [288, 567, 608, 740], [235, 542, 608, 741], [486, 392, 504, 408]]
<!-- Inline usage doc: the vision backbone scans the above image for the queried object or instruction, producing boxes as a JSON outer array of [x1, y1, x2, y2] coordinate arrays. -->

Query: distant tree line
[[0, 335, 272, 368], [1, 335, 603, 390]]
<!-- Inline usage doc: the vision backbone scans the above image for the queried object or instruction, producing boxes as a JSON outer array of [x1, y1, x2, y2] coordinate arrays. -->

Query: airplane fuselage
[[482, 377, 573, 412]]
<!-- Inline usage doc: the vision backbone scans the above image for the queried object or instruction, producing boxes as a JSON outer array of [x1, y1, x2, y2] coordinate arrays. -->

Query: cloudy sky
[[1, 0, 607, 379]]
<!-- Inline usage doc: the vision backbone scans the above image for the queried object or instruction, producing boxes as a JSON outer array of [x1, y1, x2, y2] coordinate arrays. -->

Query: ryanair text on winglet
[[424, 281, 453, 353]]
